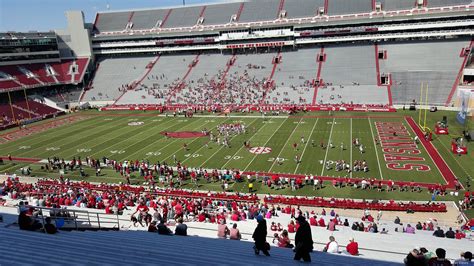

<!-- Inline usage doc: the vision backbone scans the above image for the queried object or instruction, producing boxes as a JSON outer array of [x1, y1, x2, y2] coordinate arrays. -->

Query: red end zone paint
[[0, 115, 90, 144], [0, 156, 41, 163], [160, 131, 207, 138], [405, 116, 459, 189]]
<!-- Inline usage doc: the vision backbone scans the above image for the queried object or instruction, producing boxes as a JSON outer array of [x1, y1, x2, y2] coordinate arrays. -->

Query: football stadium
[[0, 0, 474, 264]]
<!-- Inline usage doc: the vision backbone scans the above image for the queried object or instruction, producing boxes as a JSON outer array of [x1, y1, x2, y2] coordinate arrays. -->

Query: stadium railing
[[20, 205, 121, 231]]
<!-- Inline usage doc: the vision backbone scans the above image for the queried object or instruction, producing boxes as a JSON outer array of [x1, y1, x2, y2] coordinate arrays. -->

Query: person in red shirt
[[288, 220, 296, 233], [318, 217, 326, 227], [132, 201, 149, 227], [346, 238, 359, 256], [271, 222, 277, 231], [277, 223, 283, 231], [309, 216, 318, 226], [455, 230, 465, 239], [198, 212, 206, 222]]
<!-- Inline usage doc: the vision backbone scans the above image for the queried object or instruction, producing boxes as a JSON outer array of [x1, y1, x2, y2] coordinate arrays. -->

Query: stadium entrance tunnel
[[160, 131, 207, 138]]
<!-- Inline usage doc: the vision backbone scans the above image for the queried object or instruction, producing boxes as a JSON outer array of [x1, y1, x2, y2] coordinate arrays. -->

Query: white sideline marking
[[369, 118, 384, 180]]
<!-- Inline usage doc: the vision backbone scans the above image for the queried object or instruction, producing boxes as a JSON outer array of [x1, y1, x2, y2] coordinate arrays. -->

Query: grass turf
[[0, 109, 473, 204]]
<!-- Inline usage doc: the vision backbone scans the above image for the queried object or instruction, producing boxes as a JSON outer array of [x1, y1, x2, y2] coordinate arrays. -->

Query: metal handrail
[[19, 205, 120, 231]]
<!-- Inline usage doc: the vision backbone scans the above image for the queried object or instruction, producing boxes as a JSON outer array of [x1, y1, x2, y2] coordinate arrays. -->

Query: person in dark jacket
[[294, 215, 313, 262], [157, 219, 173, 235], [445, 227, 455, 239], [252, 215, 270, 256], [404, 248, 426, 266], [174, 218, 188, 236], [433, 227, 445, 238], [44, 217, 58, 234]]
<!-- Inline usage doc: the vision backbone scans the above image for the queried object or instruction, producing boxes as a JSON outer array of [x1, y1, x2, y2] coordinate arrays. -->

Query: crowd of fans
[[1, 174, 472, 265]]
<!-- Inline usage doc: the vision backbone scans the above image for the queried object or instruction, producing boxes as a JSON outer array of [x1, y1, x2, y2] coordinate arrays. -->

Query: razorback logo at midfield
[[375, 122, 430, 172], [249, 147, 272, 154]]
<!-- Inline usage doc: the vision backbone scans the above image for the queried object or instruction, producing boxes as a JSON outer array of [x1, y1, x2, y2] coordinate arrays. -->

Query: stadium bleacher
[[428, 0, 472, 7], [94, 11, 131, 32], [268, 48, 320, 105], [0, 59, 89, 91], [283, 0, 326, 18], [128, 9, 169, 30], [327, 0, 373, 15], [83, 56, 155, 102], [201, 3, 242, 25], [0, 223, 406, 265], [88, 36, 470, 107], [237, 0, 281, 22], [164, 6, 203, 28], [378, 39, 469, 105], [378, 0, 416, 11]]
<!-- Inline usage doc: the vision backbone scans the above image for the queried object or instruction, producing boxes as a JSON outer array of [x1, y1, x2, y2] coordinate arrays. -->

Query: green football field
[[1, 110, 471, 187]]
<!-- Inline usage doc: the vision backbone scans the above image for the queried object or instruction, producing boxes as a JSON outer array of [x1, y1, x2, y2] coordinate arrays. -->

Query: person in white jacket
[[325, 236, 339, 253]]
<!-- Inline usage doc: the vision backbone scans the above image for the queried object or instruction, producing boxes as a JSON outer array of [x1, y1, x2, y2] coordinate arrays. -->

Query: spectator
[[294, 216, 312, 262], [352, 222, 359, 231], [18, 210, 42, 231], [44, 217, 58, 234], [343, 219, 349, 227], [405, 224, 415, 234], [420, 247, 435, 261], [318, 216, 326, 227], [252, 215, 270, 256], [274, 230, 292, 248], [288, 220, 296, 233], [428, 248, 452, 266], [416, 222, 423, 230], [405, 248, 426, 266], [148, 221, 158, 232], [309, 215, 317, 226], [327, 219, 336, 231], [395, 216, 401, 225], [445, 227, 455, 239], [454, 251, 472, 266], [157, 219, 173, 235], [174, 218, 187, 236], [433, 227, 445, 238], [346, 238, 359, 256], [217, 219, 230, 239], [229, 223, 241, 240], [455, 230, 466, 240], [324, 236, 339, 254]]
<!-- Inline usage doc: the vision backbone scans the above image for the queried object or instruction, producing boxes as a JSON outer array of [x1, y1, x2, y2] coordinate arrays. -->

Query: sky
[[0, 0, 234, 32]]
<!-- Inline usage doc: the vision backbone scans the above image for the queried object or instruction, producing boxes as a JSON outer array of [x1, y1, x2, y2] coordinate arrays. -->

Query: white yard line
[[294, 118, 319, 174], [220, 118, 274, 169], [369, 117, 384, 180], [268, 118, 302, 172], [320, 118, 335, 176], [89, 118, 176, 158], [350, 118, 353, 178], [242, 118, 288, 172], [124, 118, 204, 160], [199, 118, 259, 167]]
